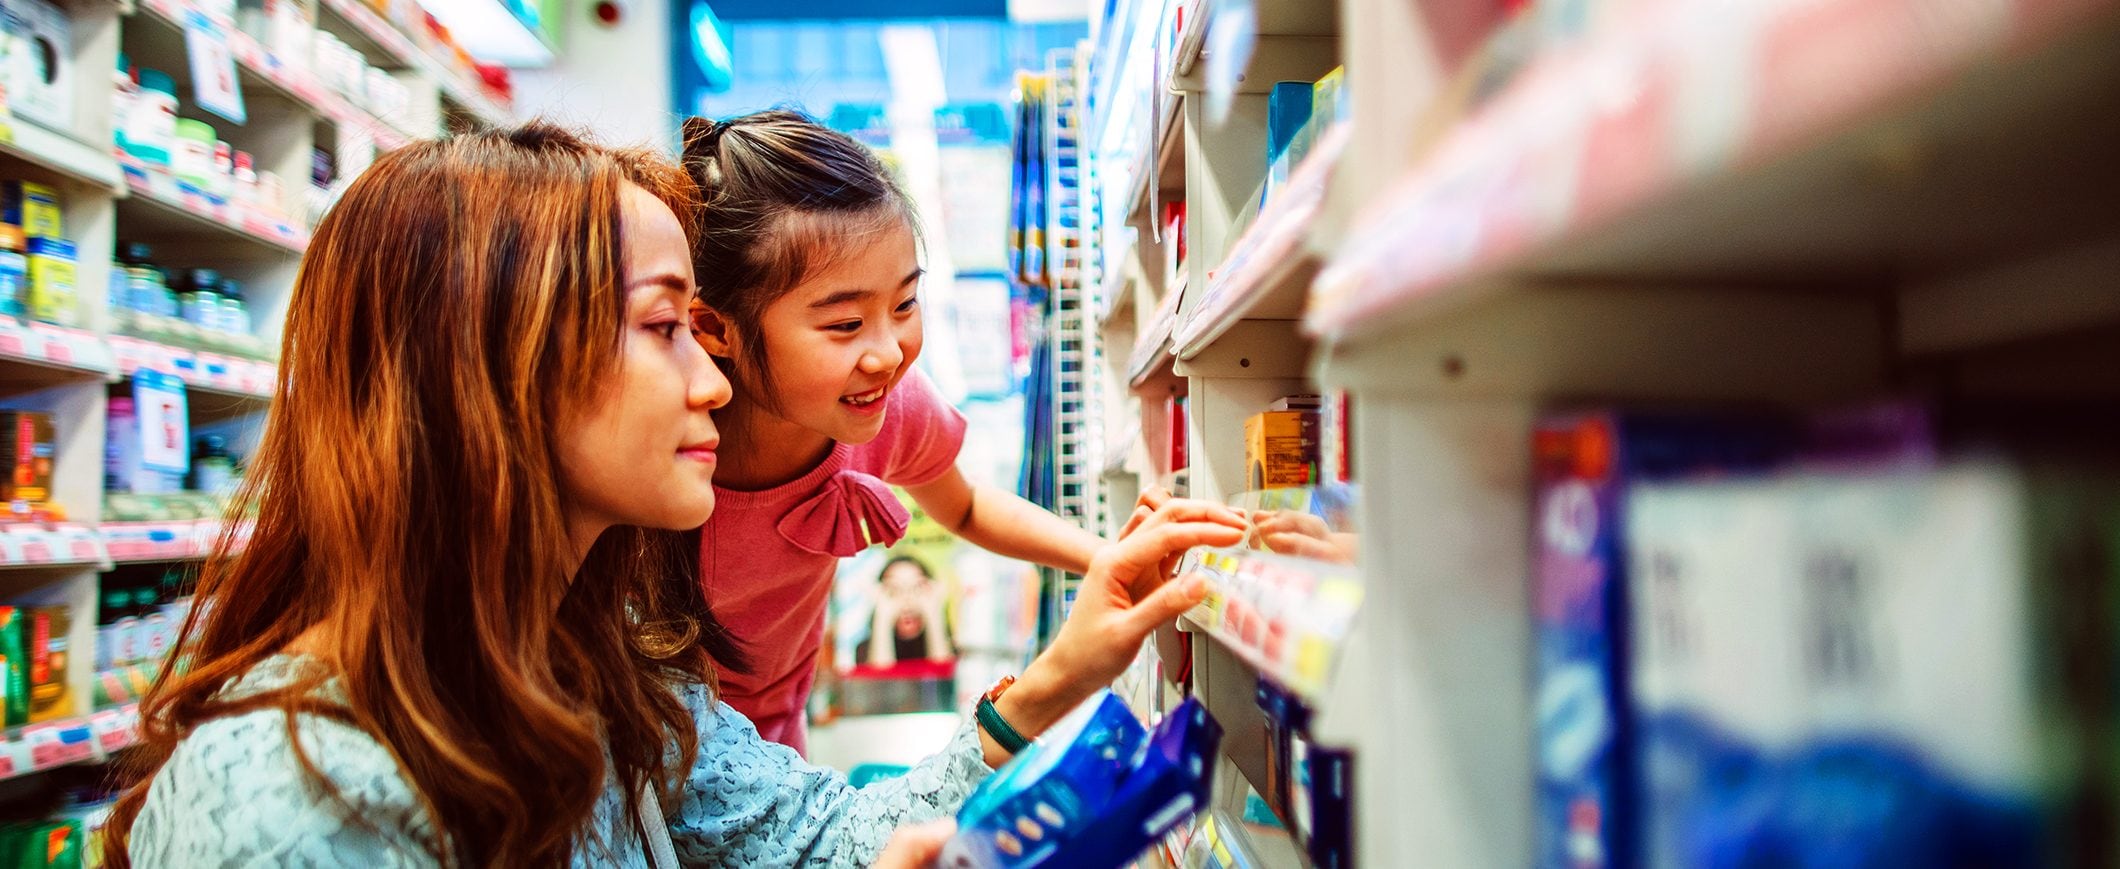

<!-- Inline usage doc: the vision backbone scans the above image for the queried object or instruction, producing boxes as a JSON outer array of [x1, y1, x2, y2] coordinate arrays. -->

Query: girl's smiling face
[[736, 220, 923, 446]]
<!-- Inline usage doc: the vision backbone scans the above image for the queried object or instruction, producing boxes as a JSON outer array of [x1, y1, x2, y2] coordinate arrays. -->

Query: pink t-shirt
[[701, 366, 968, 755]]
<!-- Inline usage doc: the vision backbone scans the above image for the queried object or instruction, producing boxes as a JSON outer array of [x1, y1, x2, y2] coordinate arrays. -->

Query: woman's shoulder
[[130, 660, 438, 866]]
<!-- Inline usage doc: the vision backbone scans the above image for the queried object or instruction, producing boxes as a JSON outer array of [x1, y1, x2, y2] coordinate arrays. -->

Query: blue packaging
[[1532, 412, 1794, 869], [943, 693, 1222, 869]]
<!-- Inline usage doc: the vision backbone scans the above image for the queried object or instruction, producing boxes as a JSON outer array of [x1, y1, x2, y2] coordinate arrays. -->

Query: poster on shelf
[[183, 11, 247, 124], [826, 488, 966, 716], [133, 369, 190, 477]]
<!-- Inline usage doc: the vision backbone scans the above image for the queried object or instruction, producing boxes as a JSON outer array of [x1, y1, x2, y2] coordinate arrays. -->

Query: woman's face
[[558, 183, 731, 540], [746, 220, 923, 446]]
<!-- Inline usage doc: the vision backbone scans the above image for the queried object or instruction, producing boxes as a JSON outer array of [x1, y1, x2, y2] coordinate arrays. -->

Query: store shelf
[[1096, 260, 1137, 333], [109, 336, 277, 400], [1178, 546, 1360, 706], [1180, 811, 1304, 869], [1128, 276, 1185, 390], [1167, 0, 1339, 94], [135, 0, 417, 150], [1173, 124, 1345, 358], [316, 0, 512, 128], [0, 524, 110, 570], [119, 157, 309, 254], [1129, 87, 1187, 224], [0, 121, 123, 192], [103, 518, 250, 563], [0, 320, 118, 385], [0, 704, 139, 782], [1309, 0, 2120, 343]]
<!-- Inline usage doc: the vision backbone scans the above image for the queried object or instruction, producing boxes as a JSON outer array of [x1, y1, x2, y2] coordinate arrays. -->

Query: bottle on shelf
[[190, 435, 235, 496], [113, 54, 139, 156], [179, 268, 224, 332], [217, 278, 250, 336], [126, 69, 179, 168], [136, 585, 170, 665], [96, 587, 132, 672]]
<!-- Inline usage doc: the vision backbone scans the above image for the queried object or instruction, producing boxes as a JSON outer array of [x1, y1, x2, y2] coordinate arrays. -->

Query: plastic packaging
[[172, 118, 217, 192], [943, 693, 1222, 868]]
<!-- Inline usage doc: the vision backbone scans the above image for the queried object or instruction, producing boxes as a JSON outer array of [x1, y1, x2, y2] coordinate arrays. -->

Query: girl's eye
[[895, 298, 919, 314], [826, 321, 862, 334], [651, 322, 683, 340]]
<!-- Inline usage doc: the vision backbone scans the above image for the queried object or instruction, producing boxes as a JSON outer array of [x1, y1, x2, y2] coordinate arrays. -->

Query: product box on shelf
[[942, 693, 1222, 869], [1530, 411, 1796, 869], [1243, 409, 1318, 490], [0, 410, 54, 511], [23, 604, 69, 723], [1, 182, 62, 241], [1624, 424, 2120, 868], [0, 0, 73, 132], [25, 237, 76, 327]]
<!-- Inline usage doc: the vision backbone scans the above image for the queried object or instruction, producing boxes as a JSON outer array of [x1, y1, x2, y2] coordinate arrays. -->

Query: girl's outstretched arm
[[905, 465, 1104, 574]]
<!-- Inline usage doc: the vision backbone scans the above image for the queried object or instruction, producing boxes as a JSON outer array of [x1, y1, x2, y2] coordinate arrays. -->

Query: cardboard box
[[1245, 410, 1318, 490], [0, 410, 53, 508], [0, 0, 73, 132]]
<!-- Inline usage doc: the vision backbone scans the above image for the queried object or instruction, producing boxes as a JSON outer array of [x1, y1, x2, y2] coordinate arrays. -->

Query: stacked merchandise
[[941, 693, 1221, 868], [1533, 404, 2120, 868], [0, 182, 79, 329], [93, 571, 193, 707]]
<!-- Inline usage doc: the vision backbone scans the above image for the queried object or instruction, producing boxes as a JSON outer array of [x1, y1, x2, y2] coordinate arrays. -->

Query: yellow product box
[[1, 180, 62, 241], [1244, 410, 1320, 490], [26, 238, 76, 327]]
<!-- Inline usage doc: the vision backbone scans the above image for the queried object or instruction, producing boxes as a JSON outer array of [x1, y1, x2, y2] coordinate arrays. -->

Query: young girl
[[680, 110, 1108, 754], [102, 124, 1244, 867]]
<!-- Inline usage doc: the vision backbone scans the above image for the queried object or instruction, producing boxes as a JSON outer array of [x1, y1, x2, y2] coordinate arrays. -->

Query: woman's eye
[[896, 298, 919, 314], [651, 322, 682, 340], [826, 321, 862, 334]]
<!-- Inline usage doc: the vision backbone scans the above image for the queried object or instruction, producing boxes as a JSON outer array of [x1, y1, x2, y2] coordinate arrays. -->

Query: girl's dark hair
[[678, 109, 915, 396]]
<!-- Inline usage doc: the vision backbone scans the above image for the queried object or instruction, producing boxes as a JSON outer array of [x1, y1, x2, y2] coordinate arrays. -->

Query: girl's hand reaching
[[978, 498, 1245, 765]]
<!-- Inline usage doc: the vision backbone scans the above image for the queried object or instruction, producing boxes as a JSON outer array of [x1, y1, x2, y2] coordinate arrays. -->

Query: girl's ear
[[691, 302, 738, 357]]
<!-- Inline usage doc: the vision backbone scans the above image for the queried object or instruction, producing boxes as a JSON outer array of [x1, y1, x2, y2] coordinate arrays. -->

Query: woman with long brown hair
[[101, 123, 1244, 867]]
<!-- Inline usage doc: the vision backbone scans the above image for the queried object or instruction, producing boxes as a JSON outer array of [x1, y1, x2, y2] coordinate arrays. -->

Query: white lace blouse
[[127, 655, 990, 867]]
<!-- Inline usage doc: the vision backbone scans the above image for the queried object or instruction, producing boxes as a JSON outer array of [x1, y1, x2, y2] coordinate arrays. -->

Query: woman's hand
[[873, 821, 954, 869], [982, 499, 1244, 764]]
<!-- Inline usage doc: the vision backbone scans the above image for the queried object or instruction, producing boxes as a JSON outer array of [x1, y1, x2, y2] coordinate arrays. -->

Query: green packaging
[[0, 607, 23, 726]]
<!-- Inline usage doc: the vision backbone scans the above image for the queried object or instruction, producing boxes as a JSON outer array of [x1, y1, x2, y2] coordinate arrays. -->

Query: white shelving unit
[[0, 0, 518, 780], [1064, 0, 2120, 865]]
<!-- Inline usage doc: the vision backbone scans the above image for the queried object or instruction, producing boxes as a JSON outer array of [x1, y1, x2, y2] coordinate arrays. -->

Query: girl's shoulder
[[129, 658, 439, 866]]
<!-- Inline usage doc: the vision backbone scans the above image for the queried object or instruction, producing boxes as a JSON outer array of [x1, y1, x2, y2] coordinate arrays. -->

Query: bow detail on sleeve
[[776, 470, 913, 557]]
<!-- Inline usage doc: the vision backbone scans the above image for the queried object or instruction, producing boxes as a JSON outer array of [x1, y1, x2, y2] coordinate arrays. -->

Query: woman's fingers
[[1118, 505, 1154, 539], [873, 822, 955, 869], [1123, 573, 1209, 636], [1099, 519, 1245, 588]]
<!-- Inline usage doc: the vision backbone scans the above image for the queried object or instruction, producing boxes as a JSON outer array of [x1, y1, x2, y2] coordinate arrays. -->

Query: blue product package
[[943, 695, 1222, 869], [1532, 412, 1796, 869]]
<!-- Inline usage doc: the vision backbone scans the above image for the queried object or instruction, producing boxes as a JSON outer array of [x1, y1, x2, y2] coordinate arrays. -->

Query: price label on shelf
[[91, 708, 138, 753], [23, 723, 95, 770], [183, 11, 248, 125], [0, 320, 27, 359]]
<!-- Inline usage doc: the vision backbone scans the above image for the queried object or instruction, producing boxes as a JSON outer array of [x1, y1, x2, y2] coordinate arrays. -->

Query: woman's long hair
[[103, 123, 745, 867]]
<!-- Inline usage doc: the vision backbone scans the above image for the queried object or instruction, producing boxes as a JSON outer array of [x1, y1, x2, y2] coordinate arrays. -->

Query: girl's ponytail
[[679, 109, 915, 393]]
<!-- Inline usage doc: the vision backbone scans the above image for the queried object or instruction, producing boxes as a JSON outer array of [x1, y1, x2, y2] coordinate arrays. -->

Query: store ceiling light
[[422, 0, 556, 67]]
